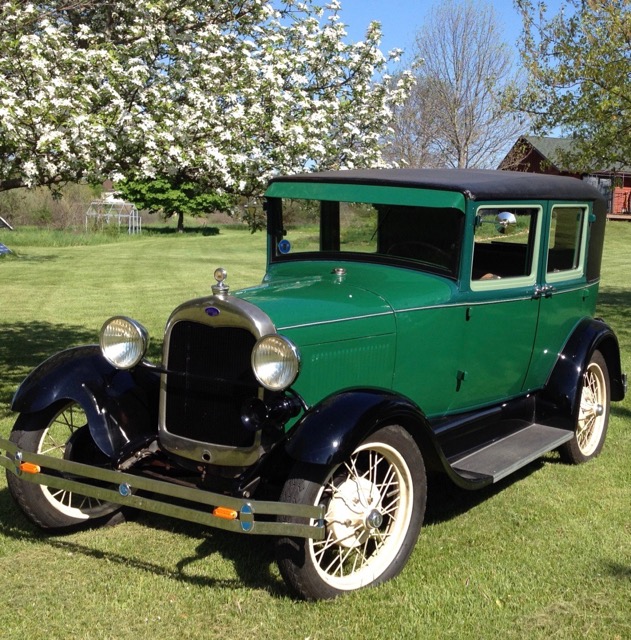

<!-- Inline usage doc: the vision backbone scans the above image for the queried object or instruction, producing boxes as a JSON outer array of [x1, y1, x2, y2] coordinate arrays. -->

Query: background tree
[[117, 176, 235, 233], [514, 0, 631, 171], [386, 0, 523, 169], [385, 75, 444, 168], [0, 1, 412, 199]]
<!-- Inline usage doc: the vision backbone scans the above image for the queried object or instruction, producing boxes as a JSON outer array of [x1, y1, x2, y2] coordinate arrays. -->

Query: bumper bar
[[0, 437, 324, 540]]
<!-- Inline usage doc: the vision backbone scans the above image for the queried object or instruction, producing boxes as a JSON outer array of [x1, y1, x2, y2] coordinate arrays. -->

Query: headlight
[[251, 335, 300, 391], [99, 316, 149, 369]]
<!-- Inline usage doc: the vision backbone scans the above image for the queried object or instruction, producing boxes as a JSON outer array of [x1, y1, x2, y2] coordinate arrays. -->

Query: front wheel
[[276, 425, 427, 600], [7, 401, 125, 532], [559, 350, 610, 464]]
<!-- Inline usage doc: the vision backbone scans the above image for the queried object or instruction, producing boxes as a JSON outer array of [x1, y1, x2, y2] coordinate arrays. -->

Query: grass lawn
[[0, 223, 630, 640]]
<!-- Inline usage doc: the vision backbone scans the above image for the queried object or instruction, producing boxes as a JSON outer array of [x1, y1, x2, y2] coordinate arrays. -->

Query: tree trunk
[[177, 210, 184, 233]]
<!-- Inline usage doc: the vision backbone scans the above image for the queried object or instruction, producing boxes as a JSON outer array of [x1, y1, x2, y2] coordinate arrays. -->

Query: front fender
[[540, 318, 625, 428], [285, 389, 443, 471], [12, 345, 160, 462]]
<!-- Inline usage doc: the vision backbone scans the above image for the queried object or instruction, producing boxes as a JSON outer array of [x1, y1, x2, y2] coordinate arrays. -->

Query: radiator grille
[[164, 321, 258, 447]]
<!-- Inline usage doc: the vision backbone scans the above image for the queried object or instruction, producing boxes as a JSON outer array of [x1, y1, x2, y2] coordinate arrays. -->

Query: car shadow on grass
[[0, 454, 593, 599], [134, 510, 283, 594], [0, 465, 551, 599], [611, 404, 631, 419], [424, 458, 548, 526], [0, 487, 284, 595]]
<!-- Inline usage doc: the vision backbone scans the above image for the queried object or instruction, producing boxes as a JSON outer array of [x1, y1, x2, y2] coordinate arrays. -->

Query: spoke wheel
[[7, 402, 125, 531], [277, 425, 426, 600], [560, 350, 610, 464]]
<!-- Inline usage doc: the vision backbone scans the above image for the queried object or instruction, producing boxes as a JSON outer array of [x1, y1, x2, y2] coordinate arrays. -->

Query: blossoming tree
[[0, 0, 411, 200]]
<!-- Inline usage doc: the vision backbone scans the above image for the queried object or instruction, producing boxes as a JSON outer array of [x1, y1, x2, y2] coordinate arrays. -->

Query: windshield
[[267, 198, 463, 278]]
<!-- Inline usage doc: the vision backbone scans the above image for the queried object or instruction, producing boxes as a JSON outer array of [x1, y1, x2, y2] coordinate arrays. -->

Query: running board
[[450, 424, 574, 483]]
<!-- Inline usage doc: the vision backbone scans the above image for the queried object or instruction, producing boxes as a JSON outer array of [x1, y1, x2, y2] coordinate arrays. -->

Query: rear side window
[[546, 205, 588, 280]]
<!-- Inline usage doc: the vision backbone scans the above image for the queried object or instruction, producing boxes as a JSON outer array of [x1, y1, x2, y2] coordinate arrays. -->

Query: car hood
[[233, 265, 454, 345]]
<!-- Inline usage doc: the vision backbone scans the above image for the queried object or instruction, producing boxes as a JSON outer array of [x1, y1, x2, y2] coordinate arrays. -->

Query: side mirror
[[496, 211, 517, 234], [496, 211, 517, 227]]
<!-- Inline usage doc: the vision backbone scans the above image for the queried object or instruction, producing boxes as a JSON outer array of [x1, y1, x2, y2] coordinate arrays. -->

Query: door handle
[[533, 285, 556, 299]]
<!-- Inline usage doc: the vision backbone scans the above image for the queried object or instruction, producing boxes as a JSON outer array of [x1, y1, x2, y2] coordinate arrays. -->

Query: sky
[[338, 0, 565, 64]]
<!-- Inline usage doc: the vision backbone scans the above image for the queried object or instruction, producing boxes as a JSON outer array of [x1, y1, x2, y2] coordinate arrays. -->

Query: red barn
[[499, 136, 631, 219]]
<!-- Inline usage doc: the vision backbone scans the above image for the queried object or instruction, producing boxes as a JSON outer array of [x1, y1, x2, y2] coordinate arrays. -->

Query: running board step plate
[[451, 424, 574, 483]]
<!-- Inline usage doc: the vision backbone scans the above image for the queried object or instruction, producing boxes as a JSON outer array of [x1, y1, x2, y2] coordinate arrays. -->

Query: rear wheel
[[560, 350, 610, 464], [276, 425, 426, 600], [7, 401, 125, 531]]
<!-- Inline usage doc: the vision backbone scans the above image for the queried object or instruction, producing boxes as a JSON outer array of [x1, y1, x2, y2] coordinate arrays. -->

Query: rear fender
[[285, 389, 445, 474], [540, 318, 625, 427], [11, 345, 160, 462]]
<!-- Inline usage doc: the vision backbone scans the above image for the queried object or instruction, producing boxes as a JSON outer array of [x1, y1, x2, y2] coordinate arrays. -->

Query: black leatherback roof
[[269, 168, 606, 203]]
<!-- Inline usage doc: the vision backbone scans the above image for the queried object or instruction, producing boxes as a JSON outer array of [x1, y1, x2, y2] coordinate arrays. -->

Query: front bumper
[[0, 437, 324, 540]]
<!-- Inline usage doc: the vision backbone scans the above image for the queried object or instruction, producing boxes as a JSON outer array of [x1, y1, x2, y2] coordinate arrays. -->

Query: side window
[[471, 206, 540, 289], [546, 205, 587, 280]]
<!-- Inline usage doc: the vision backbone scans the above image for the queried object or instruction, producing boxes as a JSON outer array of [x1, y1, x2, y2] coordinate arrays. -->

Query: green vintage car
[[2, 169, 626, 600]]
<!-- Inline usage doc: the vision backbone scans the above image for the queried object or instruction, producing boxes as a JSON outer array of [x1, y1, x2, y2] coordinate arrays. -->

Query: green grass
[[1, 224, 630, 639]]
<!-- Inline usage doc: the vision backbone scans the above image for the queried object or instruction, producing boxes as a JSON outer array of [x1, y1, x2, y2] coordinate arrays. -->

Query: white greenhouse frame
[[85, 196, 141, 234]]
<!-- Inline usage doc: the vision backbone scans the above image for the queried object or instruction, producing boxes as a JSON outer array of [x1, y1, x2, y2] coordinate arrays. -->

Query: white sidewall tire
[[7, 402, 124, 531], [560, 350, 610, 464], [277, 424, 427, 600]]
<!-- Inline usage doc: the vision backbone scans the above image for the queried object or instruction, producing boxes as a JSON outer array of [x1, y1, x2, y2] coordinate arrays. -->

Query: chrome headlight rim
[[99, 316, 149, 370], [251, 334, 300, 391]]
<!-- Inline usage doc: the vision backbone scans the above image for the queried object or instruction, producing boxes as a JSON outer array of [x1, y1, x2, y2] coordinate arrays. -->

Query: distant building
[[84, 194, 141, 234], [499, 136, 631, 218]]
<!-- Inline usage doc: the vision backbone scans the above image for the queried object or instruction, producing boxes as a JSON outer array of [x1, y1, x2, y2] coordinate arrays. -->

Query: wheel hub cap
[[326, 476, 383, 549], [366, 509, 383, 529]]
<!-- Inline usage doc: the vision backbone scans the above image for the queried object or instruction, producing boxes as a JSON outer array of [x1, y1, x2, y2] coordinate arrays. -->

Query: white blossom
[[0, 0, 412, 193]]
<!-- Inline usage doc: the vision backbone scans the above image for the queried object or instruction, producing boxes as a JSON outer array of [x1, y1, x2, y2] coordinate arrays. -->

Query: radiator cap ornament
[[212, 267, 230, 295]]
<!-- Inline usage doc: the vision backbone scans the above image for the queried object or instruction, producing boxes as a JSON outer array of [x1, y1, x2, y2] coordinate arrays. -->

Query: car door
[[523, 202, 593, 390], [452, 204, 543, 411]]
